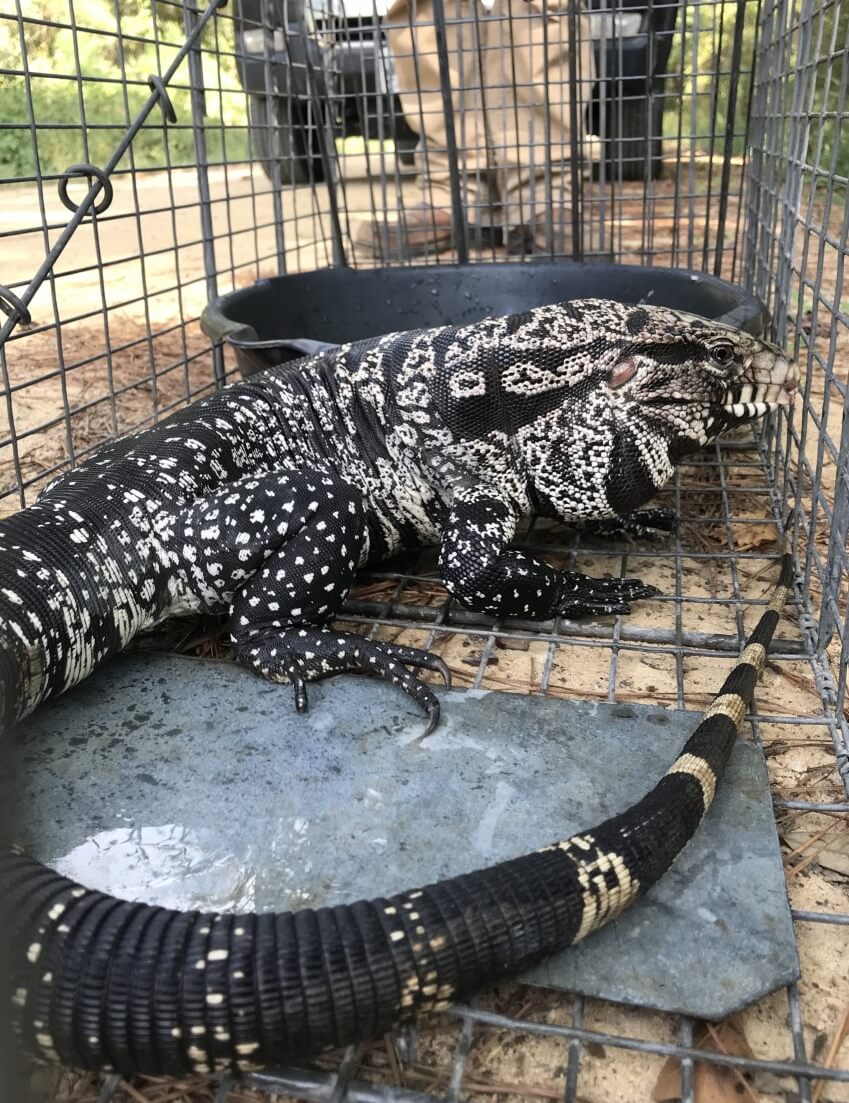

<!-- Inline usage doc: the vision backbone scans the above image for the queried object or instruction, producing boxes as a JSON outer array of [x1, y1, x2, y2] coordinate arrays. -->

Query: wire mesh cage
[[1, 0, 848, 1101]]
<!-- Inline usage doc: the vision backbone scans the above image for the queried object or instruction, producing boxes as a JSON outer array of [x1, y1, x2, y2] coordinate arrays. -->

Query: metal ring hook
[[57, 162, 114, 217], [147, 75, 177, 124], [0, 285, 33, 327]]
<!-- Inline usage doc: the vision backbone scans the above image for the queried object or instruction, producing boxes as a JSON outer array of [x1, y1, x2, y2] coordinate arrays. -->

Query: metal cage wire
[[0, 0, 847, 1101]]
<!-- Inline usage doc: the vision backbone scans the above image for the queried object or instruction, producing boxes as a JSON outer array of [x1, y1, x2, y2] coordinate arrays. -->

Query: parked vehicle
[[586, 0, 678, 180], [233, 0, 678, 184]]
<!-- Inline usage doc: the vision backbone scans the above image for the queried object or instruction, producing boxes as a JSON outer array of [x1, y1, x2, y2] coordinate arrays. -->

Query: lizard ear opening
[[609, 358, 638, 389]]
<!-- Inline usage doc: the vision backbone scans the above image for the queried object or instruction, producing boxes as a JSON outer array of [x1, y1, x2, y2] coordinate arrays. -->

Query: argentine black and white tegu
[[0, 299, 797, 734], [0, 300, 798, 1078]]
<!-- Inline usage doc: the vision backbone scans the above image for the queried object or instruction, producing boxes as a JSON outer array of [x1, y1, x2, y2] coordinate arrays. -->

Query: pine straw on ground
[[0, 318, 219, 516]]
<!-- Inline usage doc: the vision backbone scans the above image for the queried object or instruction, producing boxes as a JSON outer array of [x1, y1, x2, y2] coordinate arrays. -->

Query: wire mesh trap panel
[[1, 1, 848, 1103]]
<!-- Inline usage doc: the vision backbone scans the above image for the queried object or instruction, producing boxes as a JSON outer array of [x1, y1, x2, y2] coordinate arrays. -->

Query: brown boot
[[506, 212, 613, 260], [506, 214, 573, 257], [355, 203, 456, 259]]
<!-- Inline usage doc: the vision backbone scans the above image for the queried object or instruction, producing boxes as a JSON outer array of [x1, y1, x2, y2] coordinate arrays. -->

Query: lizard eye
[[709, 340, 736, 367]]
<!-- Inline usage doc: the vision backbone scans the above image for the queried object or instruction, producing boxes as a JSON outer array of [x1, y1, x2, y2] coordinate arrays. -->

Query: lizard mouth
[[720, 357, 799, 421]]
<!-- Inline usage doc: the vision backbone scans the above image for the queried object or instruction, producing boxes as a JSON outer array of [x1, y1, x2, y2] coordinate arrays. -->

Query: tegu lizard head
[[509, 300, 798, 520], [603, 306, 797, 453]]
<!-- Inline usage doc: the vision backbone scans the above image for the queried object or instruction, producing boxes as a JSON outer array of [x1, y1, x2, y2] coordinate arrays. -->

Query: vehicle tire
[[391, 99, 419, 167], [396, 134, 418, 167], [604, 96, 665, 182], [248, 96, 323, 185]]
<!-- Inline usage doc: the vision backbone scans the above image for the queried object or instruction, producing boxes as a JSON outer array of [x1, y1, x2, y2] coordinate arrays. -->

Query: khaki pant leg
[[386, 0, 490, 209], [483, 0, 594, 231]]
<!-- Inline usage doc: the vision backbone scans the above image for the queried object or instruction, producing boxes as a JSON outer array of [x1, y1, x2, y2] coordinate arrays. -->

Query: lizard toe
[[610, 577, 660, 601], [583, 508, 677, 540], [556, 571, 659, 617], [233, 628, 443, 728], [367, 650, 442, 726], [628, 507, 677, 534], [559, 598, 632, 618], [379, 643, 452, 688]]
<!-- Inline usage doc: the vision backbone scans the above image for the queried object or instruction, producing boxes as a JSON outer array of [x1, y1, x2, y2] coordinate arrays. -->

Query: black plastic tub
[[201, 261, 768, 378]]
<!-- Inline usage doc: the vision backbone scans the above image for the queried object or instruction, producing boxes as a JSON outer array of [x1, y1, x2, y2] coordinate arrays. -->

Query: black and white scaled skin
[[0, 300, 799, 1078], [0, 299, 797, 735]]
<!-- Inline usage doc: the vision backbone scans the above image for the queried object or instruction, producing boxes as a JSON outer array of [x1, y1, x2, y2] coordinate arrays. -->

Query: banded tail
[[2, 539, 792, 1077]]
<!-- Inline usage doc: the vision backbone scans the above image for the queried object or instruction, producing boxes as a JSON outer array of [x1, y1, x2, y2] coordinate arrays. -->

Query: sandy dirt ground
[[2, 159, 847, 1103]]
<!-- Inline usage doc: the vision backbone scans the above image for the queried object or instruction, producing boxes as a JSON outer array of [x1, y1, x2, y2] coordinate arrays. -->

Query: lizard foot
[[581, 508, 677, 541], [556, 571, 660, 618], [233, 628, 445, 734]]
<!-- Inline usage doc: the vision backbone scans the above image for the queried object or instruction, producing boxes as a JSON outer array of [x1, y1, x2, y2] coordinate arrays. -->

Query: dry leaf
[[653, 1016, 758, 1102], [783, 829, 849, 878], [803, 764, 839, 786], [732, 524, 779, 553], [801, 311, 832, 337]]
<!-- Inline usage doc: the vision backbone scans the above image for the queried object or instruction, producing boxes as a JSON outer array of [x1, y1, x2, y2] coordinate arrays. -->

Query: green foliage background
[[0, 0, 248, 180], [1, 0, 846, 182], [664, 0, 849, 180]]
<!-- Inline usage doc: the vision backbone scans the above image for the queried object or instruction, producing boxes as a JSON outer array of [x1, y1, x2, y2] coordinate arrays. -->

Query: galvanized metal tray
[[3, 653, 798, 1020]]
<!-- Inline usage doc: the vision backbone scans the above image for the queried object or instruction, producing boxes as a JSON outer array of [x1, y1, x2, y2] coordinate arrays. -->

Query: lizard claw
[[292, 673, 309, 713], [433, 656, 452, 689], [422, 700, 441, 738]]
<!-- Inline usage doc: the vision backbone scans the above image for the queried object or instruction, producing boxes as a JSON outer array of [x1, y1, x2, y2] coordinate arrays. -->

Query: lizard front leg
[[439, 486, 658, 619], [175, 470, 446, 728]]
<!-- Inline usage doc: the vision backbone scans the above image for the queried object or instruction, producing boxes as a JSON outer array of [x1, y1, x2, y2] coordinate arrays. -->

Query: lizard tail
[[2, 538, 792, 1077]]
